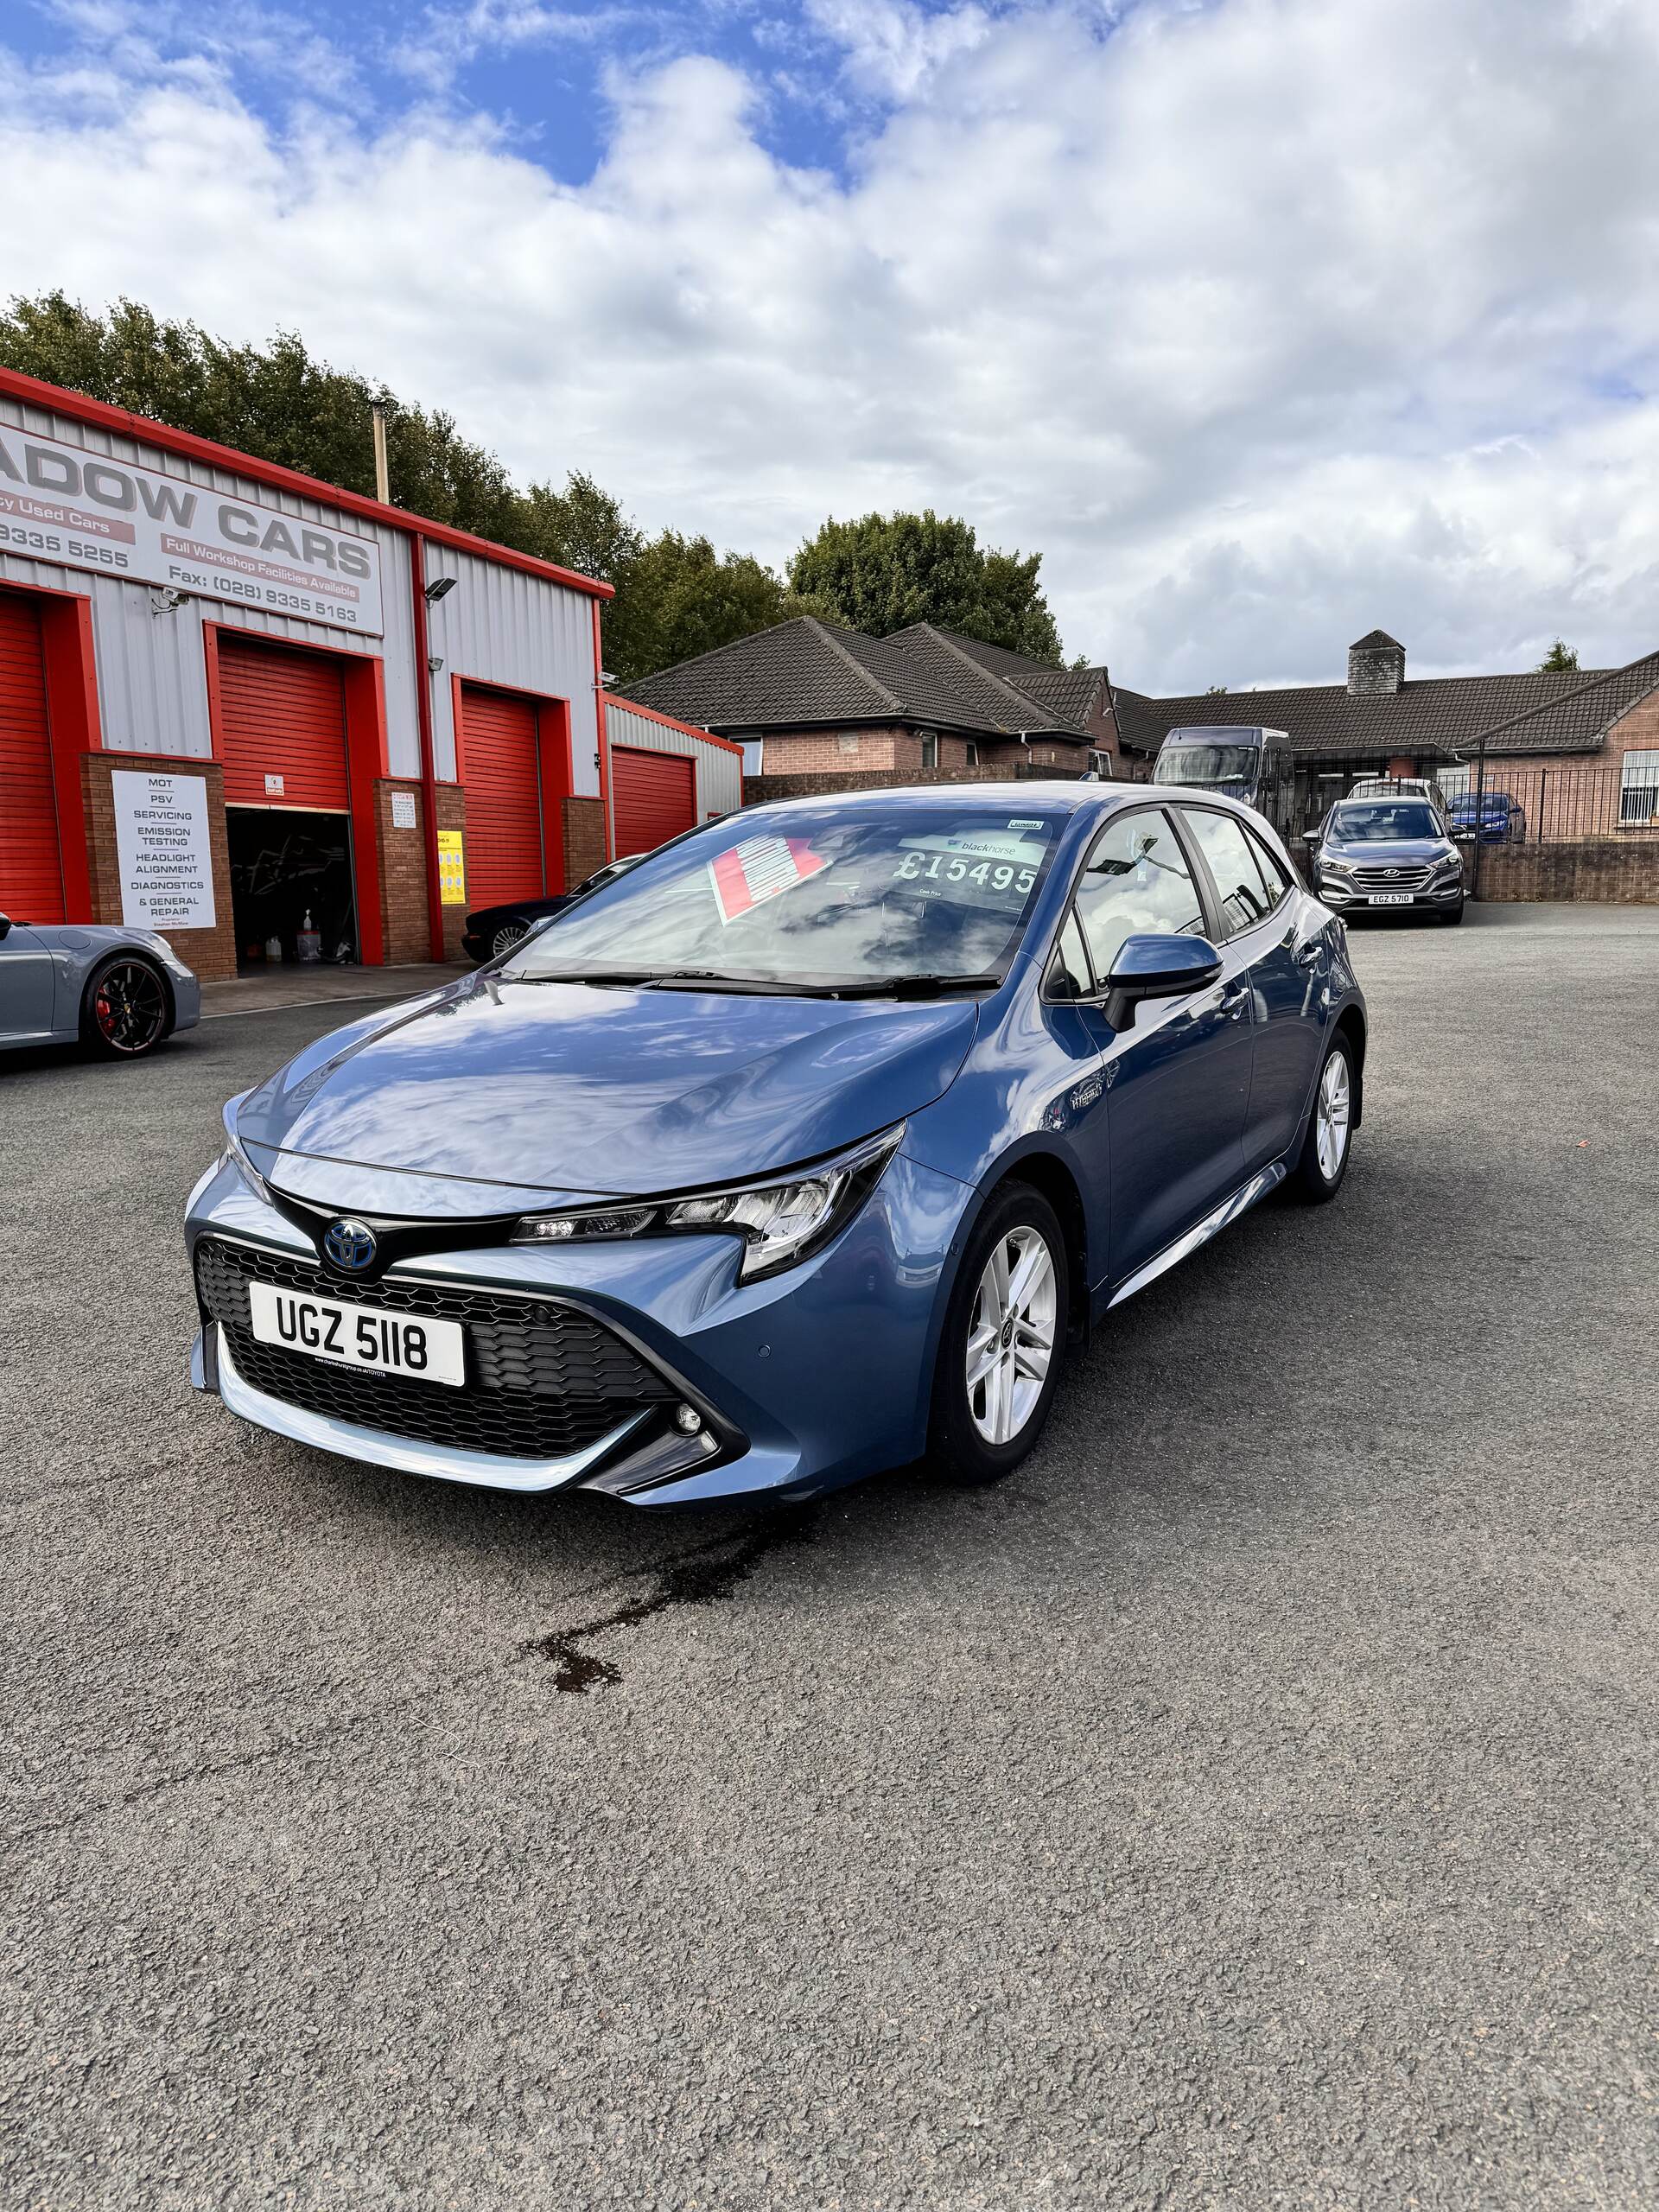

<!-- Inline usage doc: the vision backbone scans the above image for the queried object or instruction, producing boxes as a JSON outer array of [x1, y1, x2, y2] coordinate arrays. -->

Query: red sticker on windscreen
[[709, 836, 828, 924]]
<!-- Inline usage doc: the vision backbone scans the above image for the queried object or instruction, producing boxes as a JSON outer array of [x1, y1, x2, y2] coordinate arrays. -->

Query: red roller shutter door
[[217, 633, 348, 809], [460, 686, 544, 907], [613, 747, 696, 858], [0, 593, 64, 923]]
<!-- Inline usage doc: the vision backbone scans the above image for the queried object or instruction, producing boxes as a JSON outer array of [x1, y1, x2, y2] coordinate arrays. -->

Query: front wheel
[[1288, 1035, 1354, 1205], [81, 955, 170, 1058], [491, 919, 529, 959], [928, 1183, 1069, 1484], [1439, 900, 1465, 925]]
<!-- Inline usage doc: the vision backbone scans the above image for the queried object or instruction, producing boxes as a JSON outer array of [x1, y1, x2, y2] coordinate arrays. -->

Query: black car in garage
[[461, 854, 645, 962]]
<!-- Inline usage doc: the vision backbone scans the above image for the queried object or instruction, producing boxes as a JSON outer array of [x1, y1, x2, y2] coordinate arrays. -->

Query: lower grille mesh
[[196, 1237, 670, 1460]]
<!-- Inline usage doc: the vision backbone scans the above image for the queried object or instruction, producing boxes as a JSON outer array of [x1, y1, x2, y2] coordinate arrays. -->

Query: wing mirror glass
[[1103, 933, 1224, 1031], [0, 913, 11, 943]]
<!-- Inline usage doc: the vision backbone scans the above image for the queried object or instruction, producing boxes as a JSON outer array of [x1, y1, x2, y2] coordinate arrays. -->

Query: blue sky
[[3, 0, 1657, 687]]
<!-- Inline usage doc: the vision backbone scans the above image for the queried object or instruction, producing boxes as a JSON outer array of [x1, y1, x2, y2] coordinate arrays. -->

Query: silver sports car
[[0, 912, 201, 1058]]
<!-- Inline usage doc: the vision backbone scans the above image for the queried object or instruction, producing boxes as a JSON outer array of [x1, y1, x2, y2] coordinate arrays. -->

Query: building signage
[[111, 770, 217, 931], [0, 423, 384, 636], [436, 829, 467, 905]]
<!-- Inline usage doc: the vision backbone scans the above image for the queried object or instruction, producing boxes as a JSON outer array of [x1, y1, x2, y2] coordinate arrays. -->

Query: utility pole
[[371, 401, 391, 505]]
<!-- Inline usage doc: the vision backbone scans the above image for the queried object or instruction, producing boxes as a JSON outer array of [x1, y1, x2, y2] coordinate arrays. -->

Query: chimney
[[1348, 630, 1405, 696]]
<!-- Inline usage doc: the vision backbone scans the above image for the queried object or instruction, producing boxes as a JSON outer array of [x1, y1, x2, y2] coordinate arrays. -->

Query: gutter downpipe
[[408, 534, 447, 961]]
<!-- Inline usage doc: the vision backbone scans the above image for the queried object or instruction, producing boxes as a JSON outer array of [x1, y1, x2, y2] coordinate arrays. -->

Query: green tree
[[788, 510, 1064, 662], [605, 532, 833, 689], [1535, 639, 1580, 672]]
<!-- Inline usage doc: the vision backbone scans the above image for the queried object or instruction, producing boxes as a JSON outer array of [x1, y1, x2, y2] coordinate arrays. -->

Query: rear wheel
[[81, 955, 170, 1058], [928, 1184, 1069, 1484], [1288, 1035, 1354, 1204]]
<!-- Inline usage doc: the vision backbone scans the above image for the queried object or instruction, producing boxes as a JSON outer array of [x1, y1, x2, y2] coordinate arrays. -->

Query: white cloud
[[3, 0, 1659, 686]]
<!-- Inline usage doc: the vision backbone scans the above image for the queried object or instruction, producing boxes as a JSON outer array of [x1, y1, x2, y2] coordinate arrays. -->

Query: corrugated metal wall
[[423, 547, 601, 791], [604, 699, 742, 819], [0, 396, 601, 786]]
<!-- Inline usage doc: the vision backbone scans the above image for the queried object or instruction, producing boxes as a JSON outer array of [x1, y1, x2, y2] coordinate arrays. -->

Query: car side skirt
[[1105, 1161, 1287, 1311]]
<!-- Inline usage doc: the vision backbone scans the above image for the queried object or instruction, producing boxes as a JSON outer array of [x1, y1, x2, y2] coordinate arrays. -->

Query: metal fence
[[1296, 762, 1659, 848]]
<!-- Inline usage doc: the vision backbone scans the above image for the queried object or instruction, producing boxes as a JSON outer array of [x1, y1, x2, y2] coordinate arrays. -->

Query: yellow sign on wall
[[436, 830, 467, 906]]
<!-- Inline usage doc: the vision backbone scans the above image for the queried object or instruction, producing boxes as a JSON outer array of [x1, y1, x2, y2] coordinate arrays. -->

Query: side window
[[1244, 827, 1295, 912], [1181, 808, 1274, 937], [1046, 911, 1093, 999], [1072, 809, 1206, 981]]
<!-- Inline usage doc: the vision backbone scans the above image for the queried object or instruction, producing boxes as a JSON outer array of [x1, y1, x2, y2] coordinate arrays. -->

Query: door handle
[[1217, 981, 1250, 1020], [1294, 939, 1324, 970]]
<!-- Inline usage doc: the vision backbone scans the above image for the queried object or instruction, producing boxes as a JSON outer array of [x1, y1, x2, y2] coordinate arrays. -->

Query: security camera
[[427, 654, 444, 674], [149, 586, 187, 614]]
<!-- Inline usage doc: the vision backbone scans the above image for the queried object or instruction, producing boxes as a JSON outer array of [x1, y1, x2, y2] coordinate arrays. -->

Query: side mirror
[[1103, 932, 1224, 1031], [0, 913, 10, 943], [1302, 828, 1322, 848]]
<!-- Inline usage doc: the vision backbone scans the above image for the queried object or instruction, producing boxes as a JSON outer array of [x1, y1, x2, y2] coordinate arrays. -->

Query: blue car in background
[[186, 785, 1366, 1505], [1446, 791, 1527, 844]]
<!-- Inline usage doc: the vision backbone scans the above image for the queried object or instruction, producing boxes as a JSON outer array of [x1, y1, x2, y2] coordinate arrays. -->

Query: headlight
[[512, 1124, 905, 1282], [219, 1096, 270, 1201], [1319, 857, 1352, 880], [1433, 850, 1465, 875]]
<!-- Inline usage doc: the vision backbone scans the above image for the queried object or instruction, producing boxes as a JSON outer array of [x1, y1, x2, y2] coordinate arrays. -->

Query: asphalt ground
[[2, 901, 1655, 2210]]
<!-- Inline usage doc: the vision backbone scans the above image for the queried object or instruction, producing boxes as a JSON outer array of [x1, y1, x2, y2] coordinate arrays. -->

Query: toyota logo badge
[[323, 1217, 378, 1274]]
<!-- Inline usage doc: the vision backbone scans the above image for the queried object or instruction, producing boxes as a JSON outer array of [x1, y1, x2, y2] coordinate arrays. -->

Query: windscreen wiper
[[829, 973, 1004, 999]]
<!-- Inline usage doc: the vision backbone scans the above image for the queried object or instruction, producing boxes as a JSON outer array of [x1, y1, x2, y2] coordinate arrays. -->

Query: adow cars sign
[[0, 423, 384, 636]]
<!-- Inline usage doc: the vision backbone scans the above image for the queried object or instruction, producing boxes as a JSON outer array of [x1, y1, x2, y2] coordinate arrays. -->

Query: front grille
[[196, 1236, 671, 1461], [1352, 864, 1433, 891]]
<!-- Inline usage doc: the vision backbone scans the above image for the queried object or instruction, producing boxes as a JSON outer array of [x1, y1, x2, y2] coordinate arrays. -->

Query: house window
[[964, 741, 979, 767], [1619, 749, 1659, 825], [919, 731, 938, 769]]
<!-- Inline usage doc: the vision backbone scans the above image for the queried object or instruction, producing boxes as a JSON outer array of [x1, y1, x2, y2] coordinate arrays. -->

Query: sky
[[2, 0, 1657, 690]]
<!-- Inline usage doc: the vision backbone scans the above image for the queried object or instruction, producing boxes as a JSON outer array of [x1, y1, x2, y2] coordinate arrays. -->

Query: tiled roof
[[628, 618, 1099, 741], [1466, 649, 1659, 756], [1011, 667, 1104, 732], [1109, 662, 1634, 762]]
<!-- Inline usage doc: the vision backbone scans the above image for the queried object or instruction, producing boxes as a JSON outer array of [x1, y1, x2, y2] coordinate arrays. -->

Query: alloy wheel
[[93, 961, 167, 1054], [965, 1226, 1058, 1446], [492, 921, 528, 958], [1316, 1051, 1351, 1181]]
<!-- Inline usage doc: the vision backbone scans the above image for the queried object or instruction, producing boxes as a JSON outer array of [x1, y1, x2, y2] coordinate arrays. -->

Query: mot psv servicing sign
[[0, 423, 384, 636]]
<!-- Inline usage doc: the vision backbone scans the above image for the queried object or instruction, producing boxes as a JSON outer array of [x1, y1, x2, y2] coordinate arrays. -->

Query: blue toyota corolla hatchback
[[186, 785, 1366, 1504]]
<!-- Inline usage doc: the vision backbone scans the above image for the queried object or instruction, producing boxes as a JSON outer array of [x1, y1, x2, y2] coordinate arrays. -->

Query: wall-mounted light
[[424, 575, 457, 604], [427, 654, 444, 674]]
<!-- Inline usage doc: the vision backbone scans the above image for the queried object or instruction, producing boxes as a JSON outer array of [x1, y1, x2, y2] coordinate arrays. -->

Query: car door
[[0, 917, 59, 1042], [1177, 807, 1329, 1172], [1070, 806, 1254, 1287]]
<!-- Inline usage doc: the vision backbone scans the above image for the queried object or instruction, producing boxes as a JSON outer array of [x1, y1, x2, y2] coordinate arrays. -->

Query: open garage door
[[460, 684, 544, 908], [613, 746, 696, 859], [0, 592, 64, 924], [217, 633, 349, 810]]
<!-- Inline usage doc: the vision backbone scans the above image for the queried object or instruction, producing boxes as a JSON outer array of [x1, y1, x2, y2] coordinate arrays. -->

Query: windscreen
[[505, 806, 1065, 988], [1152, 743, 1262, 791], [1327, 802, 1441, 842]]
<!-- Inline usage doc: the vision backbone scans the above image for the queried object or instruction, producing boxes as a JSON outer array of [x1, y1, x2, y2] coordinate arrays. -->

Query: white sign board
[[0, 423, 384, 636], [111, 771, 217, 931], [390, 791, 417, 830]]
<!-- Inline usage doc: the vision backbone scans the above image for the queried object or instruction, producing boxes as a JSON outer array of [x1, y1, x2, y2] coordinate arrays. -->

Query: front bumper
[[184, 1147, 976, 1507], [169, 969, 203, 1033], [1317, 875, 1464, 912]]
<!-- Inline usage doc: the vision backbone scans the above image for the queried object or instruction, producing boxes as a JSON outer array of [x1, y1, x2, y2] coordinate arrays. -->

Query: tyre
[[928, 1182, 1069, 1484], [1439, 899, 1465, 925], [491, 919, 529, 958], [80, 955, 170, 1058], [1288, 1034, 1355, 1205]]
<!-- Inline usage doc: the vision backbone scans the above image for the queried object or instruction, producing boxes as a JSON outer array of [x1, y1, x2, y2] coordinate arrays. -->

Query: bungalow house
[[626, 618, 1132, 791]]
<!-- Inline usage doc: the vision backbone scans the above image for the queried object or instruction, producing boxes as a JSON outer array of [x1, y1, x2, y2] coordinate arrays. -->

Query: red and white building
[[0, 365, 738, 978]]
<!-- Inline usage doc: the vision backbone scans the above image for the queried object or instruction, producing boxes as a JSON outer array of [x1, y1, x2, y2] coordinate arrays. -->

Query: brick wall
[[435, 785, 467, 961], [563, 796, 607, 889], [1475, 841, 1659, 905], [751, 728, 912, 773], [79, 752, 238, 982], [377, 780, 432, 963]]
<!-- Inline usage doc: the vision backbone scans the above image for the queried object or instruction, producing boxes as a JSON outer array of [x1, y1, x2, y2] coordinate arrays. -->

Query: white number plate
[[248, 1281, 466, 1387], [1366, 893, 1414, 905]]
